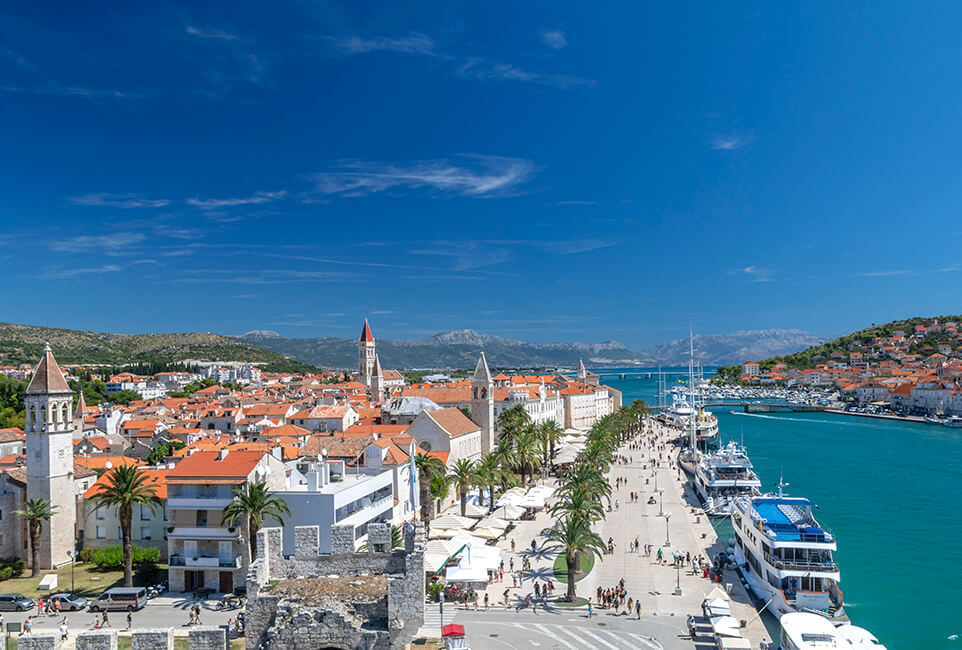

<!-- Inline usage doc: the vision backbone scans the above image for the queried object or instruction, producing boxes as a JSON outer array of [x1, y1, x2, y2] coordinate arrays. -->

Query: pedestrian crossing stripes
[[523, 623, 663, 650], [416, 604, 455, 638]]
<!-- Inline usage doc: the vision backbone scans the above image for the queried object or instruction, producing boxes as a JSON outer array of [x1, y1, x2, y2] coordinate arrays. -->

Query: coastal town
[[724, 318, 962, 418]]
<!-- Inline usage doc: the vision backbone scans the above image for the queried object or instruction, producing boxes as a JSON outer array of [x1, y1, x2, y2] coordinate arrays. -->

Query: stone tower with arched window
[[358, 319, 376, 387], [471, 351, 495, 454], [24, 344, 76, 569]]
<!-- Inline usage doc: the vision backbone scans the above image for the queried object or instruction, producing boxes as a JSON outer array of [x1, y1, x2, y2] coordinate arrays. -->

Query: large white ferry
[[731, 489, 847, 623], [693, 441, 761, 516]]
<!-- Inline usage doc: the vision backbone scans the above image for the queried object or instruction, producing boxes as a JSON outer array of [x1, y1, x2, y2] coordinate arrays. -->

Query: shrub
[[0, 558, 24, 580], [92, 546, 124, 570], [79, 548, 93, 564], [91, 545, 161, 570], [0, 567, 12, 581], [132, 546, 160, 566]]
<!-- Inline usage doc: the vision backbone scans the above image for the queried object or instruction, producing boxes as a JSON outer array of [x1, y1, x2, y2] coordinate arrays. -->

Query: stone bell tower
[[24, 344, 76, 569], [471, 352, 495, 454], [358, 319, 376, 387]]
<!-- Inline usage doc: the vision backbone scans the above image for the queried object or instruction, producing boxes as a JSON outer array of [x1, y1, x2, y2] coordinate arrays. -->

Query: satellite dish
[[321, 448, 328, 457], [104, 461, 113, 470]]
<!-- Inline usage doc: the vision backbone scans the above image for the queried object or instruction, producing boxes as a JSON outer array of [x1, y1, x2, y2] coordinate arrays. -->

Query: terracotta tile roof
[[0, 429, 25, 443], [75, 436, 110, 451], [425, 408, 479, 438], [401, 386, 471, 403], [85, 467, 173, 500], [260, 424, 312, 439], [360, 319, 374, 342], [303, 435, 369, 461], [427, 451, 449, 464], [167, 450, 265, 482], [75, 456, 139, 471]]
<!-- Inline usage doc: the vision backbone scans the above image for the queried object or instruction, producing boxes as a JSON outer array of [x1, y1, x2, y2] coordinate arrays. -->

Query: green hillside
[[0, 322, 316, 373], [717, 314, 962, 377]]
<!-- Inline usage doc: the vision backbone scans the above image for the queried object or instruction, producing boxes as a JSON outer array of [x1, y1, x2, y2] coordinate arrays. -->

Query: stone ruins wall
[[245, 522, 425, 650]]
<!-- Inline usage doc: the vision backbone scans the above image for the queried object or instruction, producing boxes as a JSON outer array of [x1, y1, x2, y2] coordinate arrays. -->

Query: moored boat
[[693, 441, 762, 516]]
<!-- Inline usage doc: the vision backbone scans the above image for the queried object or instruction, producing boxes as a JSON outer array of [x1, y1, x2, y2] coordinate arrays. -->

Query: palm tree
[[222, 481, 291, 562], [549, 485, 605, 526], [544, 514, 606, 601], [447, 459, 477, 517], [476, 454, 503, 513], [429, 473, 450, 518], [15, 499, 57, 578], [413, 453, 446, 523], [89, 466, 162, 587], [513, 426, 541, 484], [556, 464, 610, 503], [538, 420, 564, 466], [490, 438, 516, 491], [497, 404, 531, 444]]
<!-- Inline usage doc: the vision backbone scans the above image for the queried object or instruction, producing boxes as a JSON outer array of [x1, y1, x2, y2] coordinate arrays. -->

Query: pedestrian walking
[[587, 601, 593, 618], [60, 620, 68, 641], [484, 593, 489, 610], [126, 607, 133, 630], [101, 611, 110, 628], [503, 589, 510, 606]]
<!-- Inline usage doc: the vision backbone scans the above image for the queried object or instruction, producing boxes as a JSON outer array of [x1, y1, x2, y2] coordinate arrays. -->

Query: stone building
[[23, 344, 76, 569], [245, 522, 425, 650]]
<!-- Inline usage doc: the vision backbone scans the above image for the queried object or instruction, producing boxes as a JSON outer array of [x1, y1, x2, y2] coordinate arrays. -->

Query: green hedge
[[0, 558, 25, 582], [91, 545, 160, 570]]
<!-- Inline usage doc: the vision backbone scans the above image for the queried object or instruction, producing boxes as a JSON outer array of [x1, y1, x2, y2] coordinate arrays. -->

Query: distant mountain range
[[237, 329, 651, 369], [0, 321, 821, 372], [640, 329, 825, 366], [238, 327, 822, 369]]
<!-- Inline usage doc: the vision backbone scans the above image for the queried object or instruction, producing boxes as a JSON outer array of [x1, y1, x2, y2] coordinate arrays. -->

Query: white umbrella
[[710, 616, 743, 638], [476, 516, 508, 530], [432, 514, 476, 530], [705, 597, 732, 617], [472, 527, 503, 540], [491, 504, 524, 520]]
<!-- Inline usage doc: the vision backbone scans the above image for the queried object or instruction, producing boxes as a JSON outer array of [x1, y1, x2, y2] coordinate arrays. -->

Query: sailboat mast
[[689, 330, 697, 452]]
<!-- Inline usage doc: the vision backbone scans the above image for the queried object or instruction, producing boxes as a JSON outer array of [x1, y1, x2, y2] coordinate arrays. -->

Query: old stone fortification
[[15, 626, 226, 649], [244, 522, 425, 650]]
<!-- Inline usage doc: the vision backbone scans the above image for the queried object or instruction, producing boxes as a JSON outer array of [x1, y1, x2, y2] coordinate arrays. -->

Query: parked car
[[47, 593, 88, 611], [0, 594, 35, 611], [89, 587, 147, 612]]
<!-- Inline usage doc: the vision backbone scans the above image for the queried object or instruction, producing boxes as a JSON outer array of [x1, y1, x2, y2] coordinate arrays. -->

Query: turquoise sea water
[[601, 369, 962, 649]]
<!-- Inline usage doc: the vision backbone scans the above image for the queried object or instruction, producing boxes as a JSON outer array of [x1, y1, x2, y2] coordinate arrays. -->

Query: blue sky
[[3, 2, 962, 349]]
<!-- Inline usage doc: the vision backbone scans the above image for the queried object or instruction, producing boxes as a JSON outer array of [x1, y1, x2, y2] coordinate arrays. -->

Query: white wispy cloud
[[186, 190, 287, 209], [307, 155, 534, 198], [728, 266, 774, 282], [42, 264, 122, 279], [0, 82, 147, 99], [410, 238, 620, 271], [71, 193, 171, 208], [186, 25, 239, 41], [52, 232, 146, 253], [327, 32, 439, 56], [171, 269, 352, 284], [853, 269, 914, 278], [711, 132, 753, 150], [457, 59, 595, 89], [557, 200, 597, 205], [541, 30, 568, 49]]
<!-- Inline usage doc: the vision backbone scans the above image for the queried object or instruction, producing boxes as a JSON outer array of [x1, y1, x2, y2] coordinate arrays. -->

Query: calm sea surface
[[600, 368, 962, 649]]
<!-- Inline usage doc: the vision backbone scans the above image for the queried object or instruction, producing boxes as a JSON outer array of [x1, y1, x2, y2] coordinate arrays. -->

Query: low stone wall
[[131, 628, 174, 650], [15, 627, 227, 650], [75, 629, 117, 650], [15, 632, 60, 650]]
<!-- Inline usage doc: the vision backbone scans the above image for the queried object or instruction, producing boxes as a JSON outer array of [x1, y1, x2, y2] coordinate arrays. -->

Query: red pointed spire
[[360, 318, 374, 343]]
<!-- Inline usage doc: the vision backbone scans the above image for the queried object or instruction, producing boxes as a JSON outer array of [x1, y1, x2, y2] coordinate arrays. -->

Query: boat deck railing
[[764, 552, 839, 573]]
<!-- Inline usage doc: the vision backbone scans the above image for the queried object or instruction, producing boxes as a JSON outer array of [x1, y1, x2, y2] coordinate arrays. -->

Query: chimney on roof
[[218, 448, 229, 461]]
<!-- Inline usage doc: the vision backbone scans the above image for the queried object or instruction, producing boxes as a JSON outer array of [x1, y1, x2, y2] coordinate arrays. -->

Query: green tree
[[109, 390, 142, 405], [145, 441, 185, 466], [544, 514, 606, 601], [89, 465, 162, 587], [447, 459, 477, 517], [15, 499, 58, 578], [222, 481, 291, 562], [413, 453, 446, 523], [497, 404, 531, 444], [537, 420, 564, 466], [429, 473, 450, 517], [512, 425, 541, 484]]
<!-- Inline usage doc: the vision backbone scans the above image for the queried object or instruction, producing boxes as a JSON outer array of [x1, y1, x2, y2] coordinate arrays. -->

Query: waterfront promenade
[[442, 419, 772, 649]]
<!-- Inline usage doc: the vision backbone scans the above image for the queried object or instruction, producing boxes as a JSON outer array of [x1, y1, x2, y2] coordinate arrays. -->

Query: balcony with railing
[[167, 526, 239, 540], [167, 485, 234, 510], [168, 554, 242, 569]]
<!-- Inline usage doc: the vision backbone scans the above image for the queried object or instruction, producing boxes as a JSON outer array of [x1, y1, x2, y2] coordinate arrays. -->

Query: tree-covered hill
[[0, 322, 316, 373]]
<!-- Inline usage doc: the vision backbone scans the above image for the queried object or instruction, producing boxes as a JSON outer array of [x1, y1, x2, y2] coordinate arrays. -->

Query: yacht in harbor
[[779, 612, 887, 650], [731, 485, 848, 623], [693, 441, 762, 516]]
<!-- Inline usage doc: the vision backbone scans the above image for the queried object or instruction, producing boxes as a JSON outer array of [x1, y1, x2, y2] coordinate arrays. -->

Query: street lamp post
[[439, 591, 445, 634], [657, 488, 664, 517], [66, 550, 75, 595], [673, 558, 682, 595], [664, 512, 672, 547]]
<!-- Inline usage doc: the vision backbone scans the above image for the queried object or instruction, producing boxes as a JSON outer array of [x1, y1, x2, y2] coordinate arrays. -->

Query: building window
[[96, 526, 105, 539], [141, 506, 151, 521], [141, 527, 151, 541], [96, 506, 105, 520]]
